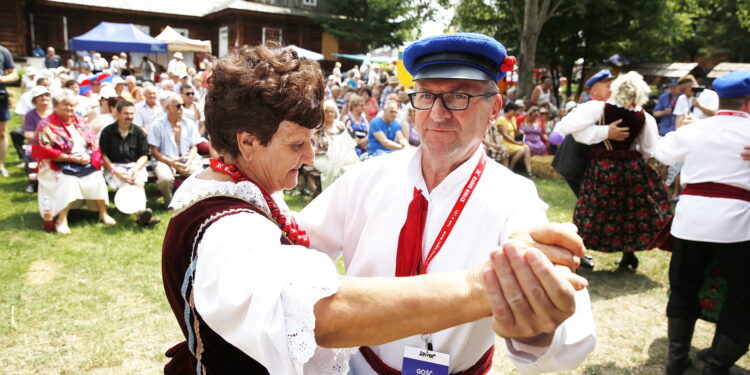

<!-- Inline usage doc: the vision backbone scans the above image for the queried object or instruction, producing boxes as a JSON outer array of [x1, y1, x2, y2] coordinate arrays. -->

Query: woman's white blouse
[[170, 176, 355, 374]]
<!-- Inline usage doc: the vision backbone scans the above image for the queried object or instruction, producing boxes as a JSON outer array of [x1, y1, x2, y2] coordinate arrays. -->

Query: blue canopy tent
[[69, 22, 168, 53]]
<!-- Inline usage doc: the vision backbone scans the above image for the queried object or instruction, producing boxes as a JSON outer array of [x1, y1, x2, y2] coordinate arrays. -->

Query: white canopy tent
[[286, 45, 324, 60], [155, 26, 212, 53], [130, 26, 213, 77]]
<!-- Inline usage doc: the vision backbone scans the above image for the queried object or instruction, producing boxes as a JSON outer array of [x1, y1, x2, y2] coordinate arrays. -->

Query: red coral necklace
[[209, 157, 310, 247]]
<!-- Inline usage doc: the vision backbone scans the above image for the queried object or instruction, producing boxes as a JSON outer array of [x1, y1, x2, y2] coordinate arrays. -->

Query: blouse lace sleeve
[[192, 212, 354, 374]]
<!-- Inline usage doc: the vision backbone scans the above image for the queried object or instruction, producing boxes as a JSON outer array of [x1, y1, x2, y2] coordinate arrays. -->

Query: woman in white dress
[[32, 90, 115, 234]]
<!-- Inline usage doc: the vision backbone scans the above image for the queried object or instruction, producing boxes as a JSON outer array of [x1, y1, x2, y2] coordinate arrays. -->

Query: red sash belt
[[358, 345, 494, 375], [653, 182, 750, 251], [682, 182, 750, 202]]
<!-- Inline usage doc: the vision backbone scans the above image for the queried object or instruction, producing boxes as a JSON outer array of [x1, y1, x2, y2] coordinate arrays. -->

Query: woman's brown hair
[[205, 42, 325, 156]]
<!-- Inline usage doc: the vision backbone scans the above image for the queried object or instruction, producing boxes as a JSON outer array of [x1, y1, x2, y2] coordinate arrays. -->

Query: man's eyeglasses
[[183, 92, 195, 96], [172, 103, 184, 109], [408, 91, 497, 111]]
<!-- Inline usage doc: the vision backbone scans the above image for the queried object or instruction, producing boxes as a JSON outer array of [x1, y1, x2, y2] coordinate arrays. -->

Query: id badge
[[402, 346, 450, 375]]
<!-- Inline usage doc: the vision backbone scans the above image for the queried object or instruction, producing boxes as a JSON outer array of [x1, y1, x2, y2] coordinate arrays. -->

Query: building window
[[172, 27, 189, 38], [302, 0, 317, 6], [133, 24, 150, 35], [262, 27, 282, 44], [218, 26, 228, 57]]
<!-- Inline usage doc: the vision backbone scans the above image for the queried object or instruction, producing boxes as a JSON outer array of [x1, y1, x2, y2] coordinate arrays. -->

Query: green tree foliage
[[312, 0, 434, 51], [672, 0, 750, 61], [451, 0, 750, 98]]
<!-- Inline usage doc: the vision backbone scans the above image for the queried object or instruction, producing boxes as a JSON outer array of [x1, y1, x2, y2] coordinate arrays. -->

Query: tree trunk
[[576, 33, 589, 101], [517, 0, 543, 100]]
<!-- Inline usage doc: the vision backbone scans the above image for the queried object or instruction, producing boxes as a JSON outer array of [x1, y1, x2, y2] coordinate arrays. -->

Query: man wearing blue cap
[[654, 70, 750, 375], [553, 68, 629, 198], [580, 69, 615, 104], [301, 33, 595, 374], [653, 80, 681, 136]]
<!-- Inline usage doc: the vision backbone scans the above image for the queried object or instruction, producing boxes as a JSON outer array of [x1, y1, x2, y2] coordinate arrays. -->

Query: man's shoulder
[[130, 123, 147, 137], [483, 160, 538, 193], [352, 147, 414, 176], [700, 89, 719, 102], [180, 116, 196, 128], [0, 46, 12, 62], [370, 117, 385, 127], [100, 122, 119, 136], [150, 117, 168, 131]]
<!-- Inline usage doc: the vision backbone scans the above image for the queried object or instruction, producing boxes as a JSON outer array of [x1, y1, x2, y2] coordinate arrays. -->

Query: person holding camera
[[674, 75, 719, 127], [668, 75, 720, 200]]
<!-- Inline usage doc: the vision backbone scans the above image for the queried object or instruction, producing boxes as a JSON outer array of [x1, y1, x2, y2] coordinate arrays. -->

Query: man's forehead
[[416, 79, 486, 92]]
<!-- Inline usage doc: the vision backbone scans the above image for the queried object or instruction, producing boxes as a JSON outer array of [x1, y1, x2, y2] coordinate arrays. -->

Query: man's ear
[[236, 131, 259, 163], [488, 94, 504, 124]]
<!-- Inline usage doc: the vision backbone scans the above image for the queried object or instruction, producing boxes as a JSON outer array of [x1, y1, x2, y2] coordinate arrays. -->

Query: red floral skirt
[[574, 157, 672, 253]]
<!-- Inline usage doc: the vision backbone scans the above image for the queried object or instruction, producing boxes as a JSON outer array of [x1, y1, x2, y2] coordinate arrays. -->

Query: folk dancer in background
[[655, 70, 750, 375]]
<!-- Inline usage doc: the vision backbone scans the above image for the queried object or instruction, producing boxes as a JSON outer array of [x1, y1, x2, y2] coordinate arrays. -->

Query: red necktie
[[395, 188, 429, 277]]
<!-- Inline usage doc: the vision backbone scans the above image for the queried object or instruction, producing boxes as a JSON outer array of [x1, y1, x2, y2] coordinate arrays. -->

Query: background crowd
[[1, 44, 731, 236]]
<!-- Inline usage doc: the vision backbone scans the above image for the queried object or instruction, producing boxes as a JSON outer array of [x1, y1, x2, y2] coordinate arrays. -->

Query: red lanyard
[[716, 111, 749, 118], [420, 155, 487, 274]]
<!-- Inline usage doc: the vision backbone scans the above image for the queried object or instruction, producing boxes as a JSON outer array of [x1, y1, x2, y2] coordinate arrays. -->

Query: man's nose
[[429, 96, 451, 122]]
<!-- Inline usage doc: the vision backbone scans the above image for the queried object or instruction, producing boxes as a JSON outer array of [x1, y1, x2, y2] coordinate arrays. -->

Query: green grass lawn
[[0, 87, 747, 374]]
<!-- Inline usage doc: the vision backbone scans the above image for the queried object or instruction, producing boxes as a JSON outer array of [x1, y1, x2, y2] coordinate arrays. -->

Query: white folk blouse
[[170, 176, 356, 375]]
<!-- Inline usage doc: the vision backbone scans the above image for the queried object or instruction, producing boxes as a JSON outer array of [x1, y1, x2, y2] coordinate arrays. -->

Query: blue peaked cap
[[713, 70, 750, 98], [403, 33, 510, 83], [586, 69, 614, 88]]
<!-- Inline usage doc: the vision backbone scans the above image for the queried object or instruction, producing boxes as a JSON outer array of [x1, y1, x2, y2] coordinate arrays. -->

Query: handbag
[[551, 106, 606, 186], [60, 162, 97, 177], [551, 135, 590, 181]]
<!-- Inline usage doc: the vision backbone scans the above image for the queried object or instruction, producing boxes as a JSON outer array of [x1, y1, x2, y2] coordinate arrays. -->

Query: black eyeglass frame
[[407, 91, 498, 111]]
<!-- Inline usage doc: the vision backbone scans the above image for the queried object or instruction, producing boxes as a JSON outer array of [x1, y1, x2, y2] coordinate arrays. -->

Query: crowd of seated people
[[13, 50, 585, 230], [10, 49, 213, 233]]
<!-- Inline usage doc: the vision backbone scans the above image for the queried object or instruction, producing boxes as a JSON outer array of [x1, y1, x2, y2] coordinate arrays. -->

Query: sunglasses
[[183, 92, 195, 96], [172, 103, 184, 109]]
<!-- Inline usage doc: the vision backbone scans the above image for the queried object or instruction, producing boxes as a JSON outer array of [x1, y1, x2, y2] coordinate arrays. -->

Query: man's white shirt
[[299, 146, 596, 374], [654, 110, 750, 243], [673, 89, 719, 119]]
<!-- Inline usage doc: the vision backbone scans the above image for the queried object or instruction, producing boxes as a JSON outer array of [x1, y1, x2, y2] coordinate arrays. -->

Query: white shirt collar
[[408, 144, 486, 198]]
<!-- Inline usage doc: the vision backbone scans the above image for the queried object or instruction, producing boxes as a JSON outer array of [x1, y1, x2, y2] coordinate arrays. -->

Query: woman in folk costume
[[568, 71, 671, 269], [160, 42, 587, 374], [32, 89, 115, 234]]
